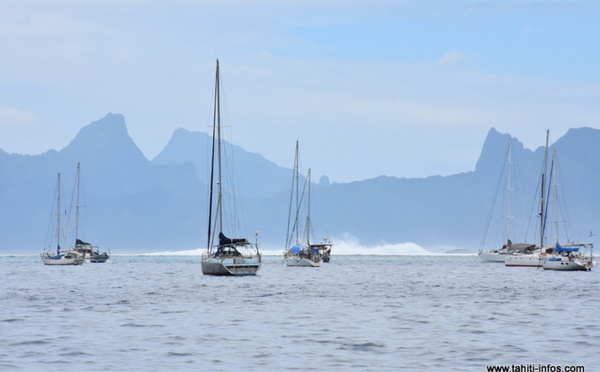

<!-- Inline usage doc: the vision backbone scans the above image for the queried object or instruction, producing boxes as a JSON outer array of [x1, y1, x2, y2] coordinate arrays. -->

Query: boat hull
[[201, 256, 261, 276], [285, 257, 322, 267], [505, 253, 542, 267], [542, 257, 593, 271], [40, 253, 84, 266], [478, 252, 507, 263]]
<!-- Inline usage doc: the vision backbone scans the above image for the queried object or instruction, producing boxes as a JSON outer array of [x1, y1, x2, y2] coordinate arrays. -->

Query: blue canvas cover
[[290, 245, 307, 253], [289, 245, 319, 254], [555, 243, 579, 253]]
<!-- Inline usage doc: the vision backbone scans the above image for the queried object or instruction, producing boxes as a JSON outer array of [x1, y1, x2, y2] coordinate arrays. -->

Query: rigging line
[[214, 65, 248, 240], [298, 172, 309, 243], [478, 142, 509, 253], [206, 59, 219, 251], [285, 142, 298, 248], [44, 175, 61, 252], [554, 154, 575, 243], [285, 166, 296, 249], [541, 154, 554, 246], [523, 173, 541, 243]]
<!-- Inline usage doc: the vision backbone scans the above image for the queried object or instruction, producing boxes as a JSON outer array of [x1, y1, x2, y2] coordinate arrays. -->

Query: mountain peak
[[76, 113, 128, 140], [475, 128, 511, 172], [61, 113, 147, 164], [152, 128, 210, 165]]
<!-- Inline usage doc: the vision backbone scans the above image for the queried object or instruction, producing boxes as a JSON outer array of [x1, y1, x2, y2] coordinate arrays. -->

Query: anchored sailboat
[[70, 162, 110, 263], [284, 141, 332, 267], [201, 60, 261, 276], [505, 131, 551, 268], [540, 150, 595, 271], [479, 138, 535, 262], [40, 173, 84, 265]]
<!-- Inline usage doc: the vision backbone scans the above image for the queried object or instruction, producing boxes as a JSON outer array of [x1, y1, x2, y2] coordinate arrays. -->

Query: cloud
[[0, 107, 37, 127], [438, 51, 466, 64], [2, 1, 600, 182]]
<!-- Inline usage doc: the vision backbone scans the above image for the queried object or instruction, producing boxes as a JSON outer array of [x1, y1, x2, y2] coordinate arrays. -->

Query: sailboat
[[540, 150, 594, 271], [284, 141, 332, 267], [505, 131, 552, 268], [201, 60, 262, 276], [40, 173, 84, 265], [542, 242, 594, 271], [70, 163, 110, 263], [478, 138, 536, 263]]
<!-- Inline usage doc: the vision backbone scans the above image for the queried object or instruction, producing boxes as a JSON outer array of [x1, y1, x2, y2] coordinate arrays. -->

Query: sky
[[1, 0, 600, 183]]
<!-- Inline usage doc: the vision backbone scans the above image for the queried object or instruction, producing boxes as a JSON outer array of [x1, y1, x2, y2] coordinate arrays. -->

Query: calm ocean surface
[[1, 255, 598, 371]]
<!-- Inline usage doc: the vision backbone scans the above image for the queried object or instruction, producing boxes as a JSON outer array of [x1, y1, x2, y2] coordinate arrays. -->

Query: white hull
[[478, 252, 507, 263], [285, 257, 322, 267], [40, 252, 84, 266], [542, 256, 594, 271], [505, 253, 541, 267], [542, 259, 590, 271], [201, 255, 261, 276], [75, 244, 110, 263]]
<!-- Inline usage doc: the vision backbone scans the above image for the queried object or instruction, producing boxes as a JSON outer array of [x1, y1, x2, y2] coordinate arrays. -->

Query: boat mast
[[216, 60, 223, 239], [551, 150, 559, 244], [75, 162, 81, 243], [285, 141, 300, 249], [206, 60, 221, 251], [305, 168, 312, 246], [295, 142, 300, 245], [56, 173, 62, 255], [505, 138, 513, 243], [539, 130, 549, 249]]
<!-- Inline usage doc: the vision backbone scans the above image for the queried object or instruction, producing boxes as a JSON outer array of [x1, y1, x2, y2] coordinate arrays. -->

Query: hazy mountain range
[[1, 113, 599, 254]]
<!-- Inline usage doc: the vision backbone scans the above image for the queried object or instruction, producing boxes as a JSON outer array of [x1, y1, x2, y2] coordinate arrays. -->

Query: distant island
[[1, 113, 599, 254]]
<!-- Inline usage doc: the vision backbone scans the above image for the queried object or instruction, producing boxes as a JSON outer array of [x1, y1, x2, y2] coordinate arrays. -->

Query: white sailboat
[[542, 243, 594, 271], [40, 173, 84, 266], [70, 162, 110, 263], [505, 131, 552, 268], [479, 138, 535, 263], [540, 151, 594, 271], [201, 60, 262, 276], [504, 249, 542, 267], [284, 142, 332, 267]]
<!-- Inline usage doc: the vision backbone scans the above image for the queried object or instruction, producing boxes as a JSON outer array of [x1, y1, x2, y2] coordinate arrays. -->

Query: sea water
[[1, 255, 598, 371]]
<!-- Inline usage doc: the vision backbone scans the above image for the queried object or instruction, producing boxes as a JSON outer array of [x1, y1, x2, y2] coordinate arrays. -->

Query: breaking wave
[[142, 234, 446, 256]]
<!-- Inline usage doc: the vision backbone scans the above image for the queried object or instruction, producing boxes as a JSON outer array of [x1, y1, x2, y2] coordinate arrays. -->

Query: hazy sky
[[1, 0, 599, 183]]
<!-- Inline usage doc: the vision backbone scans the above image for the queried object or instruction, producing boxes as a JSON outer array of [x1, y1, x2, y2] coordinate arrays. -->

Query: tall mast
[[285, 141, 300, 248], [75, 162, 81, 243], [505, 138, 513, 242], [540, 130, 549, 249], [207, 60, 220, 250], [56, 173, 62, 255], [551, 150, 558, 244], [305, 168, 312, 245], [216, 59, 223, 237], [294, 141, 299, 245]]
